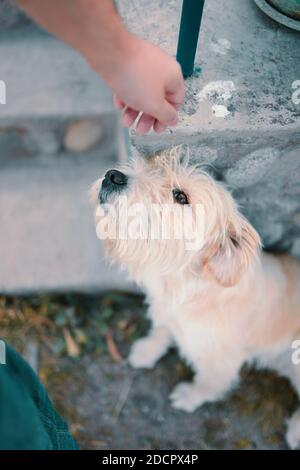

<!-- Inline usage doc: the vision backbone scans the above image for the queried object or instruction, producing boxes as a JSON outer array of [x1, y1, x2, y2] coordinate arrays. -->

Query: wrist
[[83, 25, 139, 89]]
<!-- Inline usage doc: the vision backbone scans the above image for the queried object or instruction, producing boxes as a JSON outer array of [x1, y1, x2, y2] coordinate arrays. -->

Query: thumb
[[152, 100, 178, 126]]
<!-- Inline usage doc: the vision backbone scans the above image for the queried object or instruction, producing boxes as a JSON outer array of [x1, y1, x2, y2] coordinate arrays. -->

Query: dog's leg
[[170, 354, 242, 412], [128, 325, 172, 369]]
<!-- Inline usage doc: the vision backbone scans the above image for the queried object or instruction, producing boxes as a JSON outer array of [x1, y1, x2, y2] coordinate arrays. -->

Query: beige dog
[[91, 150, 300, 449]]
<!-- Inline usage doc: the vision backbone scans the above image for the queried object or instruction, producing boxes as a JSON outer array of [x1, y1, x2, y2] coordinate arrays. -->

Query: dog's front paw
[[128, 337, 160, 369], [170, 382, 206, 413], [286, 410, 300, 450]]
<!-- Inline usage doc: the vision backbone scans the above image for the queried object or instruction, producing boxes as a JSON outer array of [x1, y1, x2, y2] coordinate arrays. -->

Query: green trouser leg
[[0, 342, 78, 450]]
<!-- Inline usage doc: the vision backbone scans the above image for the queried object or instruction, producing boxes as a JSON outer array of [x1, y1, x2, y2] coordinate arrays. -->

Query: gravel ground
[[0, 292, 298, 450]]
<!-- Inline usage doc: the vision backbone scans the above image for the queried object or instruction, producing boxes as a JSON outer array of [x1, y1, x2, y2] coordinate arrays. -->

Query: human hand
[[16, 1, 184, 135], [107, 37, 185, 135]]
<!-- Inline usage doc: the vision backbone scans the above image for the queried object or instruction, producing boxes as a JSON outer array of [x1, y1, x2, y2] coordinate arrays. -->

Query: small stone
[[64, 119, 103, 153], [225, 148, 280, 188]]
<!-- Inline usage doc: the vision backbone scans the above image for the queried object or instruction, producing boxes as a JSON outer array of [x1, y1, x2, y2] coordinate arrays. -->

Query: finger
[[122, 107, 139, 128], [135, 113, 155, 135], [166, 81, 185, 109], [152, 100, 178, 126], [113, 95, 126, 110], [167, 100, 180, 111], [153, 120, 167, 134], [166, 65, 185, 106]]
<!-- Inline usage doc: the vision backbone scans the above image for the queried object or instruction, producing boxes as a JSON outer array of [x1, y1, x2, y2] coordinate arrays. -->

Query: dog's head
[[91, 149, 261, 287]]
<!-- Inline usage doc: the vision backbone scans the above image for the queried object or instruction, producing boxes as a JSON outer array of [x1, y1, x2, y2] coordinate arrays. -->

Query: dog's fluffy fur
[[91, 150, 300, 449]]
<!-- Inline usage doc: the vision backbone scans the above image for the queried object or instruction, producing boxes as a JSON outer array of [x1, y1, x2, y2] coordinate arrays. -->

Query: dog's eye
[[172, 188, 189, 205]]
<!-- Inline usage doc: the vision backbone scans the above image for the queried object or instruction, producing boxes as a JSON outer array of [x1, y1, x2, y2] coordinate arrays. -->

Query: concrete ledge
[[0, 26, 118, 156], [118, 0, 299, 134]]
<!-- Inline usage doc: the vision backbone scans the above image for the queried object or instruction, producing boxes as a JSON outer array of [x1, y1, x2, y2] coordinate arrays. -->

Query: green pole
[[176, 0, 205, 78]]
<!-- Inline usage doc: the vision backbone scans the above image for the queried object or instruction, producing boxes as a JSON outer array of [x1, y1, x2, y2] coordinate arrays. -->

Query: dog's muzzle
[[99, 169, 128, 204]]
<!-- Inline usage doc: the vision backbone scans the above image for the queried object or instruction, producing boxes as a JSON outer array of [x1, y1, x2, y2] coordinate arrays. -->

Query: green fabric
[[0, 342, 78, 450]]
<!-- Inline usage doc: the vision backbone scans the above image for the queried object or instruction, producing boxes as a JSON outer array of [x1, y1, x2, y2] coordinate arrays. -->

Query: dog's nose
[[105, 169, 128, 186], [99, 169, 128, 204]]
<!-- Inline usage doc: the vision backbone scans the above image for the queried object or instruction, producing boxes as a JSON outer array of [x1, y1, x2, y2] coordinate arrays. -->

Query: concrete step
[[0, 148, 135, 294], [0, 26, 117, 157], [0, 23, 131, 294], [117, 0, 300, 257]]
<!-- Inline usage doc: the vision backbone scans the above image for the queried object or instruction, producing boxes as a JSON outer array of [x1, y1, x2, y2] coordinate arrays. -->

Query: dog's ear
[[203, 216, 261, 287]]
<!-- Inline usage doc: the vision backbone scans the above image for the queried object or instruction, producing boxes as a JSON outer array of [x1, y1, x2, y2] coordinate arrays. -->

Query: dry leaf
[[63, 328, 80, 357], [105, 331, 122, 362]]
